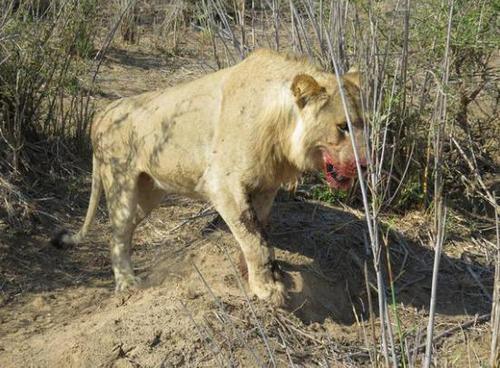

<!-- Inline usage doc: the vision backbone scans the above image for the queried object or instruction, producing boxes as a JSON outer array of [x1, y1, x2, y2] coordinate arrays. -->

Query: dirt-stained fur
[[52, 49, 367, 306]]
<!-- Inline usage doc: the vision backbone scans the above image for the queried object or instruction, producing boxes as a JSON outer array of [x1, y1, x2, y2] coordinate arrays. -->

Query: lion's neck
[[250, 99, 304, 190]]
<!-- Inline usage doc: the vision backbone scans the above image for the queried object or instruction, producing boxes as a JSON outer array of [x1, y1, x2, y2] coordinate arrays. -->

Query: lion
[[52, 49, 367, 306]]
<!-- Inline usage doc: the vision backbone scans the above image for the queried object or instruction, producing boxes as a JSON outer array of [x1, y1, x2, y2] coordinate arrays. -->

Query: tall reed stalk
[[423, 2, 454, 366]]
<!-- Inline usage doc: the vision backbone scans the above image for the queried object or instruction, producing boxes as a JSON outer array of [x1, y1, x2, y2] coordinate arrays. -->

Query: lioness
[[53, 49, 367, 306]]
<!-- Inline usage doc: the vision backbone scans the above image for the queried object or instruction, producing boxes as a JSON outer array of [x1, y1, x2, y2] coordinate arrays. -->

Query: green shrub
[[0, 0, 100, 224]]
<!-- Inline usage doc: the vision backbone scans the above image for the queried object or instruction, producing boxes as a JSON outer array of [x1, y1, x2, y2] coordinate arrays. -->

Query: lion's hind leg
[[101, 165, 141, 291]]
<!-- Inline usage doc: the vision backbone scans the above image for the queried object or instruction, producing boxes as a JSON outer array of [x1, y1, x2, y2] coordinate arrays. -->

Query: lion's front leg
[[212, 189, 286, 306]]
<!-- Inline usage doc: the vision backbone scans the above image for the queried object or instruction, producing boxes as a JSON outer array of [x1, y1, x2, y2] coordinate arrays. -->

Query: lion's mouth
[[322, 152, 354, 190]]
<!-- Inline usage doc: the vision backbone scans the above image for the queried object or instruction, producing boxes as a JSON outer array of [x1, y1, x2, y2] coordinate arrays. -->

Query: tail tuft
[[50, 229, 73, 249]]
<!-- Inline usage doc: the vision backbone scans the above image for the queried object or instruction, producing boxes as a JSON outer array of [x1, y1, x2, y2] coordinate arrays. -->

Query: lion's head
[[290, 70, 367, 190]]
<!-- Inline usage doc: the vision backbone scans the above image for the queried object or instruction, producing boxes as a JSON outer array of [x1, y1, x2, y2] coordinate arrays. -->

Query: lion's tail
[[51, 155, 102, 248]]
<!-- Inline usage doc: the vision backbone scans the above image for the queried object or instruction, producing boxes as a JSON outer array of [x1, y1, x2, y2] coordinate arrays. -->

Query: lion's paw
[[252, 279, 288, 307], [115, 274, 141, 292]]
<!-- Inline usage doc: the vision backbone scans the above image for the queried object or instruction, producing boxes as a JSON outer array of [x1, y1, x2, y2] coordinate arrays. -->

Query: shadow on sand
[[264, 200, 493, 324]]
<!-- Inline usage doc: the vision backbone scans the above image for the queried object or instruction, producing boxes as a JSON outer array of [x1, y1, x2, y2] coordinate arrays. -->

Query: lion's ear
[[343, 67, 361, 88], [291, 74, 326, 109]]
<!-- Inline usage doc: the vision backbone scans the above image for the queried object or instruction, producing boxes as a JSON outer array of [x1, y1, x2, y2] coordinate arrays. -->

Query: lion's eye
[[338, 123, 349, 134]]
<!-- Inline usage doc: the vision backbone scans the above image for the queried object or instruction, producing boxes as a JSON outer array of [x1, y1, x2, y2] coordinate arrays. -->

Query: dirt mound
[[0, 200, 365, 367], [0, 198, 492, 367]]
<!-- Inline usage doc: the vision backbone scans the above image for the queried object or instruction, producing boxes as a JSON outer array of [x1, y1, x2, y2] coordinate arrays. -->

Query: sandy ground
[[0, 39, 494, 367]]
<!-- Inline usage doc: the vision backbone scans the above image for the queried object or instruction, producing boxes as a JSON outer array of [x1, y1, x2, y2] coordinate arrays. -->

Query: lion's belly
[[137, 93, 218, 200], [145, 147, 209, 199]]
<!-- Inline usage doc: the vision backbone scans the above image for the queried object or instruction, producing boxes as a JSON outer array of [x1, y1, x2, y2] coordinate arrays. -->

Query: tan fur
[[55, 49, 366, 306]]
